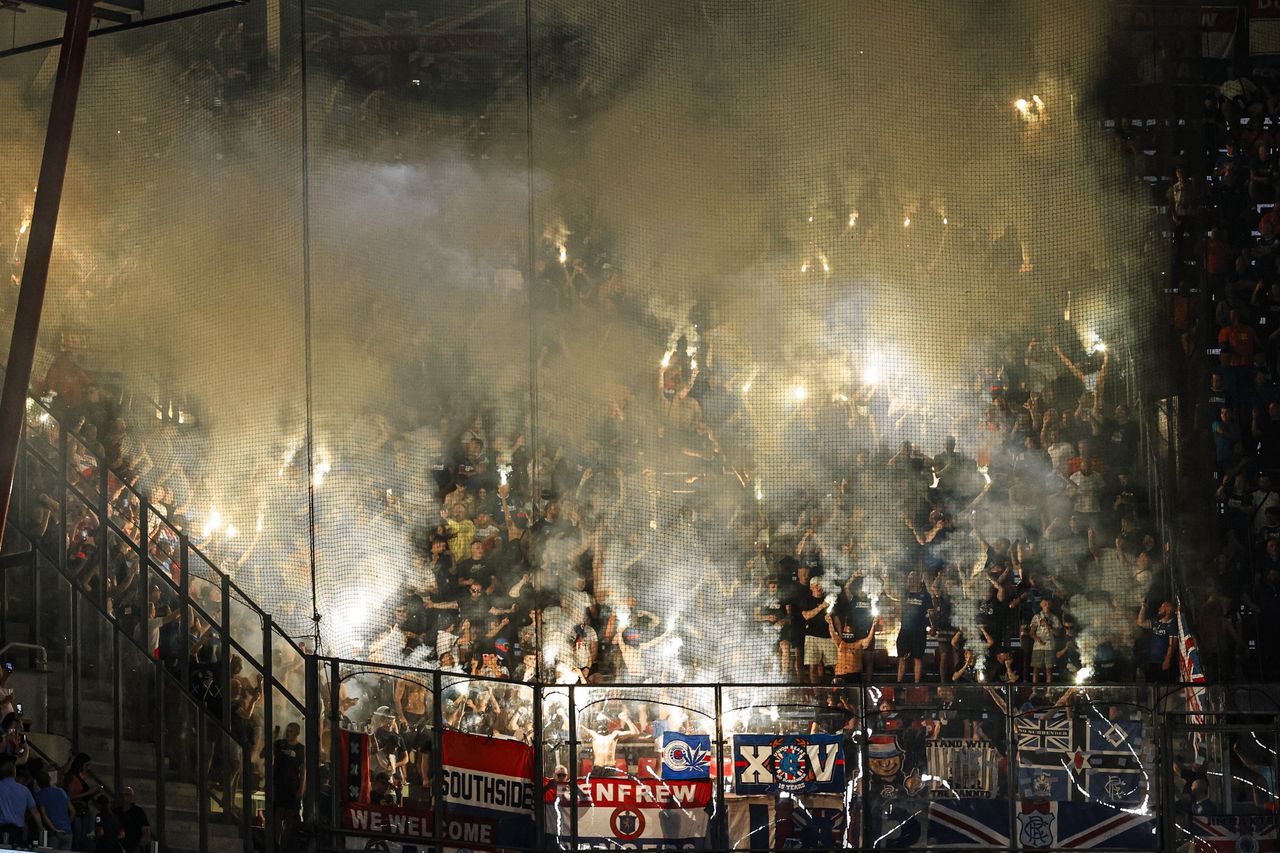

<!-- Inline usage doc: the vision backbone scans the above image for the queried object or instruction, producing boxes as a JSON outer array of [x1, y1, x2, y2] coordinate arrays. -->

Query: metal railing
[[314, 658, 1280, 852], [1, 394, 310, 853]]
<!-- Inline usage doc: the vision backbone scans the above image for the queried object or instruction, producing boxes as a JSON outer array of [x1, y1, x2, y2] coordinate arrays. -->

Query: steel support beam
[[0, 0, 94, 549]]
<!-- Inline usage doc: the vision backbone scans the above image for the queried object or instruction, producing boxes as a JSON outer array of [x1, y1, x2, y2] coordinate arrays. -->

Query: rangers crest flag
[[661, 732, 712, 780], [1015, 710, 1147, 806], [922, 799, 1156, 849]]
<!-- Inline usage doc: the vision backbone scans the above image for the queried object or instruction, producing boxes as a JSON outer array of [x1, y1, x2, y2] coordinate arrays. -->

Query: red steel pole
[[0, 0, 96, 547]]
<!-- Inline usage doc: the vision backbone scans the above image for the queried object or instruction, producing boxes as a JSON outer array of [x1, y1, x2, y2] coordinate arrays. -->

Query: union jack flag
[[1015, 710, 1074, 754], [1176, 595, 1209, 764], [1189, 814, 1279, 852], [925, 799, 1157, 849]]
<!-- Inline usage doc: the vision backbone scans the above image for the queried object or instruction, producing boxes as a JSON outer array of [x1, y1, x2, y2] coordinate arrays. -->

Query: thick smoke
[[0, 0, 1162, 677]]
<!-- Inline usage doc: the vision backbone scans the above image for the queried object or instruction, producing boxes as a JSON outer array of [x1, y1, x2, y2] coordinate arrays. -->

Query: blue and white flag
[[661, 732, 712, 780]]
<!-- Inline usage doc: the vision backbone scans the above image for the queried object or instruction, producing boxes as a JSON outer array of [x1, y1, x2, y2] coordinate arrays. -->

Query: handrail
[[18, 394, 307, 706]]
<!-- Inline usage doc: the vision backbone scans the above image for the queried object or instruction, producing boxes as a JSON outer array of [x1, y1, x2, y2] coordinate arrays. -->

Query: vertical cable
[[298, 0, 321, 651], [523, 0, 542, 679]]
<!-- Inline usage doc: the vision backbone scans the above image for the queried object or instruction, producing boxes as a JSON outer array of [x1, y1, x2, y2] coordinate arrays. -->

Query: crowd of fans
[[2, 7, 1255, 847], [0, 667, 150, 851], [1183, 67, 1280, 683]]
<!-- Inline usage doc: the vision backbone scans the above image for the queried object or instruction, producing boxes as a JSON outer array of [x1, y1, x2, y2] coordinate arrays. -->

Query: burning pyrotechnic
[[754, 482, 764, 502], [557, 243, 567, 265], [225, 524, 238, 539], [313, 455, 332, 487], [862, 355, 883, 386], [847, 210, 858, 228], [870, 594, 880, 618], [979, 465, 992, 486], [1014, 94, 1047, 124], [498, 463, 512, 486], [256, 512, 264, 533], [1087, 331, 1106, 354], [661, 350, 674, 368], [202, 506, 224, 539], [741, 380, 752, 394], [1075, 665, 1094, 685], [18, 219, 29, 236], [791, 384, 807, 402], [903, 216, 911, 228], [615, 607, 630, 632]]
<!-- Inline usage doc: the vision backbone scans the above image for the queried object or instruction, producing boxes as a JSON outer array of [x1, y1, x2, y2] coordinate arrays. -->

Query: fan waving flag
[[1176, 595, 1209, 764]]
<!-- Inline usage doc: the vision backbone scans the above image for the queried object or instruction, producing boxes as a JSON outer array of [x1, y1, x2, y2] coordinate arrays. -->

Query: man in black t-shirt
[[114, 787, 150, 853], [272, 722, 305, 846], [896, 571, 933, 683]]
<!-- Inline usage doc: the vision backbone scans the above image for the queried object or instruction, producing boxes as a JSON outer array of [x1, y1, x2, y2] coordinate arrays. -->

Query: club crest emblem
[[610, 807, 645, 840]]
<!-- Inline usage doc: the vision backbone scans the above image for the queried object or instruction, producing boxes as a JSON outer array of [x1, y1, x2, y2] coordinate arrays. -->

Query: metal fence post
[[154, 661, 166, 849], [96, 462, 107, 617], [197, 710, 208, 853], [178, 535, 191, 692], [329, 659, 342, 851], [69, 587, 80, 753], [111, 627, 122, 795], [262, 615, 275, 853], [532, 681, 544, 850], [137, 502, 148, 653], [859, 686, 871, 851], [1006, 684, 1016, 853], [568, 684, 578, 851], [219, 574, 233, 822], [713, 685, 726, 851], [303, 653, 321, 834], [432, 669, 444, 847]]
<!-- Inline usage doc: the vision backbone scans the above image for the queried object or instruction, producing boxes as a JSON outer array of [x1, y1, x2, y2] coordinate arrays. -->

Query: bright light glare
[[863, 353, 884, 385]]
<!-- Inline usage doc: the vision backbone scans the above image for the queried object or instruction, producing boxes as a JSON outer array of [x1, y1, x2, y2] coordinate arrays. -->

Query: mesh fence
[[0, 0, 1182, 686]]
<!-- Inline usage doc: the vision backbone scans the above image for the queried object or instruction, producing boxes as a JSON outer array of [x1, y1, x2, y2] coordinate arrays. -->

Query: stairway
[[0, 396, 302, 853]]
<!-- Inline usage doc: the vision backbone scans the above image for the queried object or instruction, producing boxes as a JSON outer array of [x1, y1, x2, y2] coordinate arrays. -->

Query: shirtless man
[[394, 678, 432, 790], [584, 706, 640, 776]]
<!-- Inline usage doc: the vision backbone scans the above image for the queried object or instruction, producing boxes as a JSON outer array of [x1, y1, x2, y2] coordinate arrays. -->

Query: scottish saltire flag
[[1191, 814, 1280, 852], [661, 732, 712, 780], [1015, 711, 1074, 753], [926, 798, 1010, 848], [1176, 595, 1210, 764]]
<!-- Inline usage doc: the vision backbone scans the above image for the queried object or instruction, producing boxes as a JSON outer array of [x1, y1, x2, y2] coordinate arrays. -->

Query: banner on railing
[[341, 730, 372, 806], [726, 794, 849, 850], [441, 730, 537, 848], [924, 738, 999, 798], [730, 733, 845, 795], [660, 731, 712, 780], [548, 777, 713, 850]]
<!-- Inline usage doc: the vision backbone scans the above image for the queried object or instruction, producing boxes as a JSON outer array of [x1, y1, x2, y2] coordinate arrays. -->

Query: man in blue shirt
[[0, 759, 38, 846]]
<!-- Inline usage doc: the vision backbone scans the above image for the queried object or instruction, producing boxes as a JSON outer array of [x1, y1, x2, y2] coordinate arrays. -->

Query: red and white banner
[[441, 731, 537, 849], [549, 777, 713, 849]]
